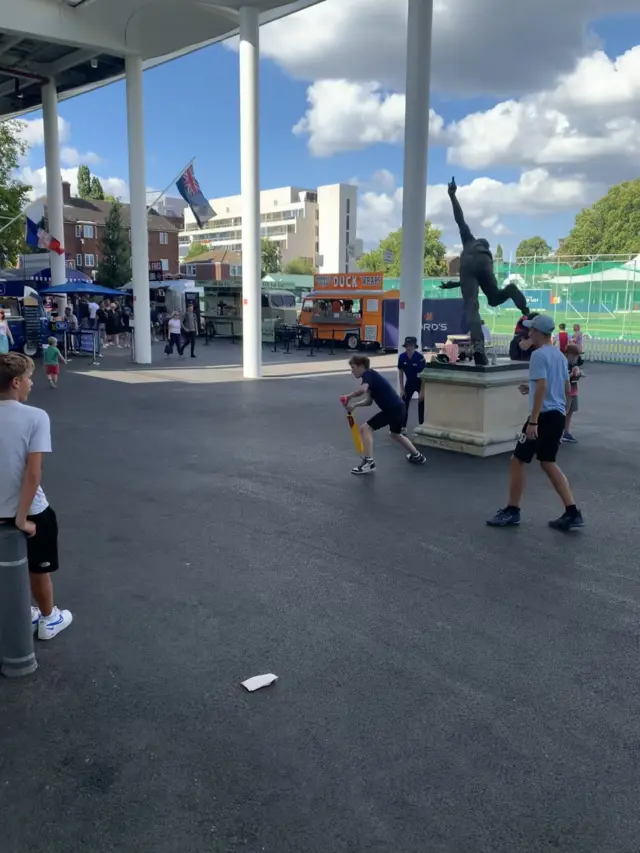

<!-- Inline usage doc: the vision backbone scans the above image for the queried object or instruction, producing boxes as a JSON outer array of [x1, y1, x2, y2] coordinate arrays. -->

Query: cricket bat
[[340, 396, 364, 454]]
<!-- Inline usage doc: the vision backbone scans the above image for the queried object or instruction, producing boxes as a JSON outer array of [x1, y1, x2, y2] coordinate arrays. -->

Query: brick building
[[180, 250, 242, 283], [42, 182, 180, 277]]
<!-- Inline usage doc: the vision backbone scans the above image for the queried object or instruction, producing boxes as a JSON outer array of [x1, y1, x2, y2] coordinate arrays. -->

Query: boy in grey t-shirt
[[487, 314, 584, 531]]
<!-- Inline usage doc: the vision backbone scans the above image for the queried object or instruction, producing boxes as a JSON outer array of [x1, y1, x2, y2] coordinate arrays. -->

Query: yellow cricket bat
[[340, 396, 364, 454]]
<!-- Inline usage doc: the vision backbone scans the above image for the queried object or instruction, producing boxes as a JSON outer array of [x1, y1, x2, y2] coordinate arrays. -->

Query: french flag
[[24, 199, 65, 256]]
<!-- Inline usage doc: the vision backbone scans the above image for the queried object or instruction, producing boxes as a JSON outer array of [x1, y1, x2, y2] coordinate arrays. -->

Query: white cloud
[[17, 117, 70, 148], [261, 0, 640, 97], [60, 147, 101, 167], [293, 80, 444, 156], [20, 166, 128, 203]]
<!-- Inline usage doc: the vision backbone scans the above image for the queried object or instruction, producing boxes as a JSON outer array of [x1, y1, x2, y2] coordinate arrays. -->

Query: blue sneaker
[[562, 432, 578, 443], [31, 606, 41, 633], [549, 510, 584, 531], [487, 507, 521, 527]]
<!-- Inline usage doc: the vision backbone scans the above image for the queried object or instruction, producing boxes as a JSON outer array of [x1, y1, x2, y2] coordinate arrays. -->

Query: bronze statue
[[441, 177, 530, 365]]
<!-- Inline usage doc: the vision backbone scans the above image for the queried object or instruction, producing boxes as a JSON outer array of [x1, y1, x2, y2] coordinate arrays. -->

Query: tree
[[358, 222, 447, 277], [77, 165, 91, 199], [96, 201, 130, 288], [495, 243, 504, 263], [0, 121, 31, 268], [261, 238, 281, 276], [90, 176, 105, 200], [560, 178, 640, 257], [283, 257, 314, 275], [516, 236, 552, 260], [104, 194, 117, 203], [184, 241, 210, 261]]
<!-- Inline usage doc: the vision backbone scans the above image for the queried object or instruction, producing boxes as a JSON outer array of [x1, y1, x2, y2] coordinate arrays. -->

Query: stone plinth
[[413, 359, 529, 457]]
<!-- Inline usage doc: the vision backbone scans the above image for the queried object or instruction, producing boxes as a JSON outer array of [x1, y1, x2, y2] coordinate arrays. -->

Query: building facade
[[180, 250, 242, 283], [39, 182, 180, 277], [179, 183, 363, 274]]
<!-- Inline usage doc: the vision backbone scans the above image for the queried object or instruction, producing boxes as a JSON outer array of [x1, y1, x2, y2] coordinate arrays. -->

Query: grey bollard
[[0, 523, 37, 678]]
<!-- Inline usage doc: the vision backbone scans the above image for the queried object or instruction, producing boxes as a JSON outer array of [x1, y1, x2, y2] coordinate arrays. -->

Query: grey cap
[[523, 314, 555, 335]]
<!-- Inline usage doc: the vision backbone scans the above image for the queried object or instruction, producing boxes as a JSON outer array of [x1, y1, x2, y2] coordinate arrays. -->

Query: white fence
[[491, 334, 640, 365]]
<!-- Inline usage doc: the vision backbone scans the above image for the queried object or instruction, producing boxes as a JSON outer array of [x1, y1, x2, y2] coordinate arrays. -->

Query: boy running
[[43, 336, 67, 388], [343, 355, 426, 475], [0, 353, 72, 638], [562, 343, 583, 443], [486, 314, 583, 531], [397, 336, 426, 433]]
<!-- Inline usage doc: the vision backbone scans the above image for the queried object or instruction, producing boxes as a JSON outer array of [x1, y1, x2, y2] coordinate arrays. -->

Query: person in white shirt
[[0, 352, 72, 639], [88, 300, 99, 329], [165, 311, 184, 357]]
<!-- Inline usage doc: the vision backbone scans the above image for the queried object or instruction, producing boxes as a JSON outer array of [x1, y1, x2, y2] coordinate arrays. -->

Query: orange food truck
[[299, 272, 394, 349]]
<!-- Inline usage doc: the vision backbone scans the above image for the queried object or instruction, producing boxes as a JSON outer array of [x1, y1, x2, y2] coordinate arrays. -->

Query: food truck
[[0, 281, 53, 355], [202, 281, 297, 338]]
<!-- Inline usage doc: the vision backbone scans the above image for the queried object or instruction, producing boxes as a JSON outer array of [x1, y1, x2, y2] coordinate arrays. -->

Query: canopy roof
[[0, 0, 322, 119]]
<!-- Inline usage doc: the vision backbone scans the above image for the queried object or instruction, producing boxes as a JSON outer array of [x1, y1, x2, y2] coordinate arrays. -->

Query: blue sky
[[20, 4, 640, 256]]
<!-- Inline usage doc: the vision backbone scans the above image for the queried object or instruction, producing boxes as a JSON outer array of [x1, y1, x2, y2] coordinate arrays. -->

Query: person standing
[[571, 323, 584, 352], [165, 311, 183, 357], [0, 309, 14, 354], [88, 298, 99, 329], [557, 323, 569, 353], [487, 314, 584, 531], [181, 303, 199, 359], [562, 344, 583, 444], [96, 300, 109, 348], [0, 353, 73, 639], [43, 337, 67, 389], [397, 336, 425, 433]]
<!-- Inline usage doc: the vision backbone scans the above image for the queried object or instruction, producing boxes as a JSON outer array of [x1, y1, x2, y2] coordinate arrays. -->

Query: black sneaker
[[487, 507, 521, 527], [473, 352, 489, 367], [549, 510, 584, 531], [351, 458, 376, 475], [407, 452, 426, 465]]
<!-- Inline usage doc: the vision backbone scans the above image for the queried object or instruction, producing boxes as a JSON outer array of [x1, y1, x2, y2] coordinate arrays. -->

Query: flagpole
[[146, 158, 195, 213], [0, 208, 27, 237]]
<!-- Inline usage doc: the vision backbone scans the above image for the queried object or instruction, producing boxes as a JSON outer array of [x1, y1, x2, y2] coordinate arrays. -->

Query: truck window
[[261, 294, 269, 308], [270, 294, 283, 307], [280, 295, 295, 307]]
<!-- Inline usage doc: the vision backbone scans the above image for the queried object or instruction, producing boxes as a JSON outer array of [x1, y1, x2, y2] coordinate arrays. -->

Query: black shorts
[[513, 410, 565, 464], [27, 506, 59, 574], [367, 408, 405, 435]]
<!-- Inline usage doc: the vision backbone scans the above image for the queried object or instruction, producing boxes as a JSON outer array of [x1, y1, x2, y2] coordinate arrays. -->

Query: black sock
[[418, 401, 425, 424], [506, 505, 520, 512], [565, 504, 578, 516]]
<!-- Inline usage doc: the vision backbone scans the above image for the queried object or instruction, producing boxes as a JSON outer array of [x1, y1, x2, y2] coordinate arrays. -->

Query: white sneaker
[[38, 607, 73, 640], [31, 606, 41, 632], [351, 457, 376, 475]]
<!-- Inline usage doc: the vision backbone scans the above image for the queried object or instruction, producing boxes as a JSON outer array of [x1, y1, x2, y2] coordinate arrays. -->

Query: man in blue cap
[[397, 336, 426, 433], [487, 313, 584, 531]]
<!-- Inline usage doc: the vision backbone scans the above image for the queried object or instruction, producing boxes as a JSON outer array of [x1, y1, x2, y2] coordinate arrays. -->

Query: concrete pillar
[[239, 6, 262, 378], [125, 55, 152, 364], [0, 525, 37, 678], [398, 0, 434, 348], [41, 79, 66, 291]]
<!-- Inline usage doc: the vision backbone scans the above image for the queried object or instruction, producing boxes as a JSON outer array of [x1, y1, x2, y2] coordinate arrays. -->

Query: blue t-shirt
[[362, 369, 404, 413], [528, 345, 567, 416], [397, 351, 426, 387]]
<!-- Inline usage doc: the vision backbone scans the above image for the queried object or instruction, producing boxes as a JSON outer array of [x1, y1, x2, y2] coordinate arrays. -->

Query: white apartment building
[[179, 183, 363, 274]]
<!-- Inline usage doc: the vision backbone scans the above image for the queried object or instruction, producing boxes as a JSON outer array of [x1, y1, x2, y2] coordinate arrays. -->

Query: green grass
[[484, 309, 640, 340]]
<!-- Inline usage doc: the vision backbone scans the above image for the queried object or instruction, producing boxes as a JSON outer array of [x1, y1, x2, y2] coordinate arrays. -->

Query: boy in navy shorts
[[397, 336, 426, 434], [342, 355, 426, 475]]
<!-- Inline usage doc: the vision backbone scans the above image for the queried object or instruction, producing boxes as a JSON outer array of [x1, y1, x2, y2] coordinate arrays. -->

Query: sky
[[14, 0, 640, 257]]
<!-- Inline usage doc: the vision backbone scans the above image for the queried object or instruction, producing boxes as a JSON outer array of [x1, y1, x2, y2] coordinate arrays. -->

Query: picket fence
[[490, 334, 640, 365]]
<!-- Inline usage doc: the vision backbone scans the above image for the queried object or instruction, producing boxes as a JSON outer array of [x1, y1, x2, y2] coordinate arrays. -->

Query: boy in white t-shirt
[[0, 353, 72, 640]]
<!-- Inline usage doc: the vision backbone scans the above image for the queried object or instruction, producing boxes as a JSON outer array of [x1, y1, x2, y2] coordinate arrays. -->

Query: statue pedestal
[[413, 359, 530, 457]]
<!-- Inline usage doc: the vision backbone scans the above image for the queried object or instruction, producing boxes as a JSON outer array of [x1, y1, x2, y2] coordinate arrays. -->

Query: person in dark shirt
[[342, 355, 426, 475], [397, 336, 426, 432]]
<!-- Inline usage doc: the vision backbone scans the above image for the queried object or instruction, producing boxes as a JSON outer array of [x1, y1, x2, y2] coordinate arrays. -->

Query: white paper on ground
[[241, 673, 278, 692]]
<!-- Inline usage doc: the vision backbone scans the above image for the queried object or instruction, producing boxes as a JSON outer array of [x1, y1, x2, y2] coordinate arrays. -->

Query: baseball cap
[[403, 336, 418, 347], [523, 314, 555, 335]]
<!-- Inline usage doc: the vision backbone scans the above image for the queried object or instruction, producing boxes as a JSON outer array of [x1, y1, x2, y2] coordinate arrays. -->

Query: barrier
[[0, 524, 37, 678], [486, 334, 640, 365]]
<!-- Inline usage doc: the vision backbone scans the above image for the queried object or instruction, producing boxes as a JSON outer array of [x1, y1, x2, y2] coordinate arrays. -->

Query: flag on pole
[[175, 163, 215, 228], [24, 199, 65, 255]]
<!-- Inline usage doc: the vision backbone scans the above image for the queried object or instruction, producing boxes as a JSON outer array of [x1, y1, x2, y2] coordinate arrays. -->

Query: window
[[271, 294, 295, 307], [83, 224, 94, 238], [261, 294, 269, 308], [187, 264, 196, 277], [84, 253, 95, 267], [346, 198, 351, 214], [76, 254, 83, 267], [75, 224, 82, 238], [159, 232, 168, 245], [160, 258, 169, 271]]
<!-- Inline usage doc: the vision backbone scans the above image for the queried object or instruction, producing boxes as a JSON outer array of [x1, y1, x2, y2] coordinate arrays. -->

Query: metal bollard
[[0, 524, 37, 678]]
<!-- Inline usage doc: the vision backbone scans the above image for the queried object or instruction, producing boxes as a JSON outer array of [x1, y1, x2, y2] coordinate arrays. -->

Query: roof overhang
[[0, 0, 323, 120]]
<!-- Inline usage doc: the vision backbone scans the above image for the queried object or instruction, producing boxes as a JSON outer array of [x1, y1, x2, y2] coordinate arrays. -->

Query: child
[[557, 323, 568, 353], [397, 336, 426, 434], [342, 355, 426, 475], [43, 336, 66, 388], [0, 353, 72, 639], [562, 343, 583, 443]]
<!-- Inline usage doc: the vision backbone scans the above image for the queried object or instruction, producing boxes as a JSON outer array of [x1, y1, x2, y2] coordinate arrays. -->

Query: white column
[[398, 0, 434, 349], [125, 55, 152, 364], [41, 79, 66, 290], [239, 6, 261, 378]]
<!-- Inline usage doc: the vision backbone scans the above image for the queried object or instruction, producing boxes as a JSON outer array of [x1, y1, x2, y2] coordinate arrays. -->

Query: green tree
[[261, 238, 281, 276], [516, 236, 552, 260], [0, 121, 31, 267], [184, 241, 210, 261], [358, 222, 447, 277], [560, 178, 640, 257], [283, 257, 314, 275], [104, 194, 117, 203], [96, 201, 130, 287], [77, 165, 91, 199], [495, 243, 504, 263], [89, 176, 105, 200]]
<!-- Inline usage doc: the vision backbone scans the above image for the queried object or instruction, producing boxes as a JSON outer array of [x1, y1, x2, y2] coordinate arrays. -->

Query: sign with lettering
[[313, 273, 383, 291]]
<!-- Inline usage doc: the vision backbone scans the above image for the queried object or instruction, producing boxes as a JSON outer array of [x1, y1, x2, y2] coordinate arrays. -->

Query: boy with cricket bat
[[341, 355, 426, 475]]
